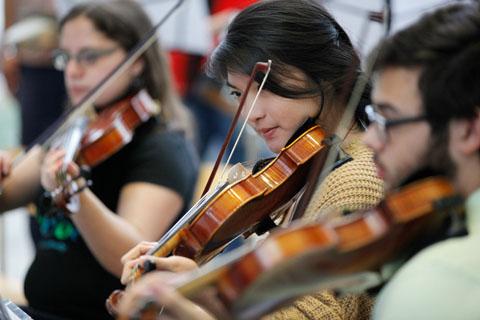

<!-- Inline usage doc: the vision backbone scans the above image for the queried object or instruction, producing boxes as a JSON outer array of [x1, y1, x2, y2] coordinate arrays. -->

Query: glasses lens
[[52, 50, 69, 71], [77, 50, 101, 66], [365, 105, 388, 143], [373, 122, 388, 144]]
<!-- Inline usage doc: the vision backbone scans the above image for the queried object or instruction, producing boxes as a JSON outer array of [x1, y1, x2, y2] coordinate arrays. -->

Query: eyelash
[[229, 91, 241, 98]]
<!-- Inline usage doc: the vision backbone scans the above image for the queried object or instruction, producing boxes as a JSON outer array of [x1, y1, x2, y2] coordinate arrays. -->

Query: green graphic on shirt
[[37, 211, 79, 242], [54, 220, 77, 240]]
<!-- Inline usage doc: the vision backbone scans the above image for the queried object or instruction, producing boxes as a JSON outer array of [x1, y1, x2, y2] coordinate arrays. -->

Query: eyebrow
[[375, 103, 399, 115], [226, 81, 238, 89]]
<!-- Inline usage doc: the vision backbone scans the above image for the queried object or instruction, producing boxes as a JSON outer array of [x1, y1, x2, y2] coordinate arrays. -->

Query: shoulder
[[400, 234, 480, 279], [129, 120, 197, 165], [303, 139, 384, 221], [374, 235, 480, 319], [323, 140, 383, 195], [120, 120, 199, 190]]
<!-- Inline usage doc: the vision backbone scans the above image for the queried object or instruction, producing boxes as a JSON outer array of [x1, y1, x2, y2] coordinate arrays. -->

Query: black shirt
[[23, 117, 198, 319]]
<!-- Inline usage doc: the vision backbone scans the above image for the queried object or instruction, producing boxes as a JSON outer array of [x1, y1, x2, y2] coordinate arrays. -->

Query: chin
[[382, 173, 400, 193], [269, 145, 282, 154], [69, 94, 83, 105], [383, 180, 395, 193]]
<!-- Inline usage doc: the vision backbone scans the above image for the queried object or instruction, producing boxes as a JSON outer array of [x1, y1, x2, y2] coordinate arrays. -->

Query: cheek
[[430, 131, 457, 178], [388, 129, 430, 175], [239, 103, 249, 119], [240, 92, 257, 117], [273, 103, 300, 129]]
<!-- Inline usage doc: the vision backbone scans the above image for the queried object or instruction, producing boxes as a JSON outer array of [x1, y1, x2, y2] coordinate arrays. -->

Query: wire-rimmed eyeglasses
[[51, 46, 120, 71]]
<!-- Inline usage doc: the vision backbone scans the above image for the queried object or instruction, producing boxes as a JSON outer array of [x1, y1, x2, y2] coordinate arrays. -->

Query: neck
[[340, 130, 362, 149], [454, 159, 480, 198], [94, 85, 140, 111]]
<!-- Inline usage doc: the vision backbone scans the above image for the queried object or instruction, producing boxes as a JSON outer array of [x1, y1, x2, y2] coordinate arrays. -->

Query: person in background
[[361, 2, 480, 319], [2, 0, 67, 248], [174, 0, 263, 167], [0, 1, 198, 319]]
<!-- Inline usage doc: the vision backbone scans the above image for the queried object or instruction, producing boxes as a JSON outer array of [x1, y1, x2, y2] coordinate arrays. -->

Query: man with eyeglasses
[[362, 2, 480, 319]]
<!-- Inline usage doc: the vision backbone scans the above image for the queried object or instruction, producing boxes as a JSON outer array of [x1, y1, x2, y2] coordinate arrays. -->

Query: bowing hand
[[118, 271, 215, 320]]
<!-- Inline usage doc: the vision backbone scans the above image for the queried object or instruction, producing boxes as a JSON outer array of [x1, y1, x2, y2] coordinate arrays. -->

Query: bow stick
[[201, 60, 272, 196]]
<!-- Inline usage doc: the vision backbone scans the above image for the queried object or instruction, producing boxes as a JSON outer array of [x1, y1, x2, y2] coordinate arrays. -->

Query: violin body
[[176, 177, 463, 319], [80, 89, 157, 166], [174, 125, 327, 263]]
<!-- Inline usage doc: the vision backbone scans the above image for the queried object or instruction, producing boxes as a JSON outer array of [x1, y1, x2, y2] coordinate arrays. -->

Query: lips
[[70, 86, 87, 95], [374, 160, 386, 179], [68, 86, 89, 103], [258, 127, 277, 139]]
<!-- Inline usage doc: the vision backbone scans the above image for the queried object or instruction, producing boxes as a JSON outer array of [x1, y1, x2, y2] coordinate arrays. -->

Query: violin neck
[[52, 116, 89, 184], [62, 117, 89, 163], [176, 241, 255, 297], [147, 182, 230, 257]]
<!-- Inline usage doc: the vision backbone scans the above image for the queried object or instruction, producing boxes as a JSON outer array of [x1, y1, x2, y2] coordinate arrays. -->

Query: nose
[[64, 58, 84, 78], [362, 124, 384, 153], [242, 94, 266, 125]]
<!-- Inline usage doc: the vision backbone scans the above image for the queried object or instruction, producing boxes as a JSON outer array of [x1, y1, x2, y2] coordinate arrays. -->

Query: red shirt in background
[[169, 0, 258, 96]]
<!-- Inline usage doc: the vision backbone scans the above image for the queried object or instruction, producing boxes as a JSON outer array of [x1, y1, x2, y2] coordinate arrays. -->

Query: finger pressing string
[[142, 259, 157, 274]]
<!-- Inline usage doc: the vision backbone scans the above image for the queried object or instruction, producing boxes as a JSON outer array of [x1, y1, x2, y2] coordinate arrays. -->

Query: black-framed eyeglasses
[[365, 104, 428, 143], [51, 46, 120, 71]]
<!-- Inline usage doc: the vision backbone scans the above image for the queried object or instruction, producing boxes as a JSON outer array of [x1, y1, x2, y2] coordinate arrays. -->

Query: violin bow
[[291, 0, 392, 220], [201, 60, 272, 197], [11, 0, 185, 166]]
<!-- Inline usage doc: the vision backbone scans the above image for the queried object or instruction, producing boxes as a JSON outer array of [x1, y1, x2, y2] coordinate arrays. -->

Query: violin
[[48, 89, 157, 213], [6, 0, 184, 212], [106, 123, 332, 316], [80, 89, 157, 167], [124, 176, 463, 320], [174, 124, 328, 261]]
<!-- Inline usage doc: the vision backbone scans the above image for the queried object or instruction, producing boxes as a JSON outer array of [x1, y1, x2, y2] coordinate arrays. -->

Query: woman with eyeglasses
[[0, 1, 198, 319], [118, 0, 384, 319]]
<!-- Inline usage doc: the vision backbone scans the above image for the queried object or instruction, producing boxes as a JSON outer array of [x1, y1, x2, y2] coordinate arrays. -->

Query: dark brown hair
[[207, 0, 371, 127], [372, 3, 480, 133]]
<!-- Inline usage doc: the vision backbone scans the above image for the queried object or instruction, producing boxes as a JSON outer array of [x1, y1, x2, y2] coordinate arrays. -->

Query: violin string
[[58, 123, 73, 186], [60, 119, 77, 186], [146, 181, 229, 257], [215, 60, 272, 189]]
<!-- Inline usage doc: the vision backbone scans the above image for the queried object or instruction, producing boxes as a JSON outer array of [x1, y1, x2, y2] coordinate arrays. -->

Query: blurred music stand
[[0, 295, 32, 320]]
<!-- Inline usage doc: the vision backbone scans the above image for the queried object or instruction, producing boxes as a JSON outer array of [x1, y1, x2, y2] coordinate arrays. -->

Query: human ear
[[455, 109, 480, 155], [131, 57, 145, 77]]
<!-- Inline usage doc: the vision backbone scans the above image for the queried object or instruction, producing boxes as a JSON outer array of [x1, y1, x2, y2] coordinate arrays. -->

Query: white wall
[[325, 0, 450, 60]]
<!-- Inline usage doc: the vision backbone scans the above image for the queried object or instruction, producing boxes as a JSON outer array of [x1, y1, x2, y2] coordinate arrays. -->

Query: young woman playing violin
[[119, 0, 384, 319], [0, 1, 198, 319]]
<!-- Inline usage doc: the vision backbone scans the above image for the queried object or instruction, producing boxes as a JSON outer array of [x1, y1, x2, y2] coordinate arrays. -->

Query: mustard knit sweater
[[269, 137, 384, 320]]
